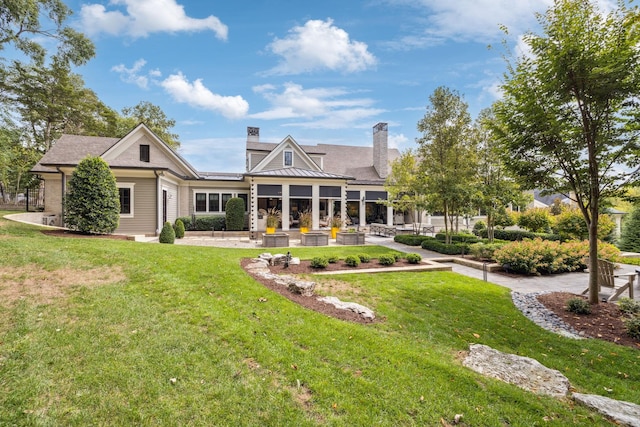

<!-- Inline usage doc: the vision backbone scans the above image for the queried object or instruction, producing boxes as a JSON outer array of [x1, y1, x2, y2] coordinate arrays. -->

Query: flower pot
[[266, 227, 276, 234], [331, 227, 340, 239], [300, 226, 309, 234]]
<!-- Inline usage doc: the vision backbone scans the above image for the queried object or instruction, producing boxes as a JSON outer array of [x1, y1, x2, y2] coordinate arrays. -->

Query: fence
[[0, 188, 45, 211]]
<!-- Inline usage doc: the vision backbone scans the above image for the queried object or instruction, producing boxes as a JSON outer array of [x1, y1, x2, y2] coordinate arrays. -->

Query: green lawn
[[1, 213, 638, 426]]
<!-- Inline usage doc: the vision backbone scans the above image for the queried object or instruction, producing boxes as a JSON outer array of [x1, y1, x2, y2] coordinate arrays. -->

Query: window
[[194, 192, 248, 212], [222, 193, 232, 210], [208, 193, 220, 212], [284, 150, 293, 167], [195, 193, 207, 212], [140, 144, 150, 162], [117, 183, 135, 217]]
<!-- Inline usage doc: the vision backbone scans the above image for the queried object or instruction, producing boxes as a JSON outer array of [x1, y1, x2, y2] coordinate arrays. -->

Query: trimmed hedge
[[394, 234, 432, 246], [177, 215, 226, 231], [421, 237, 470, 255], [435, 232, 479, 244], [225, 197, 245, 231], [477, 228, 560, 242]]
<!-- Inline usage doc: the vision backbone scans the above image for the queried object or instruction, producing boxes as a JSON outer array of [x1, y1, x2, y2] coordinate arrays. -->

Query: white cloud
[[250, 82, 384, 128], [266, 19, 377, 75], [388, 133, 409, 150], [80, 0, 228, 39], [160, 72, 249, 119], [111, 58, 154, 89]]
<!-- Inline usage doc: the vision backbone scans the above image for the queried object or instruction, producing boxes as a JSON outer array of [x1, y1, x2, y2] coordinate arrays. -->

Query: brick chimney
[[373, 122, 388, 179], [247, 126, 259, 143]]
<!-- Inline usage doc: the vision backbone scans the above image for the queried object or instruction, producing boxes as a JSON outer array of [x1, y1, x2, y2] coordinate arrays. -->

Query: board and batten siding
[[116, 178, 156, 235], [162, 181, 178, 224]]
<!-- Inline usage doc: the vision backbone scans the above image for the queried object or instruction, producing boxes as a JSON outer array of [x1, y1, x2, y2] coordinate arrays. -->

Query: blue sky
[[53, 1, 565, 172]]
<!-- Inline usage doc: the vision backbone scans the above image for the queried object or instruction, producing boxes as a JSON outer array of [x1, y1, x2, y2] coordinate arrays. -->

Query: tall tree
[[121, 101, 180, 149], [2, 60, 116, 152], [417, 86, 476, 243], [384, 149, 429, 234], [0, 0, 94, 66], [494, 0, 640, 303]]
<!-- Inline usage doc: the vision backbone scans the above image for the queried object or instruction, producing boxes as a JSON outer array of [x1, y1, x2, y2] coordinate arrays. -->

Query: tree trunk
[[588, 208, 599, 304]]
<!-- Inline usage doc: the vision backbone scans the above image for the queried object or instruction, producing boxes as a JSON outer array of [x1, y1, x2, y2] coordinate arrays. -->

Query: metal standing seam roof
[[246, 167, 354, 180]]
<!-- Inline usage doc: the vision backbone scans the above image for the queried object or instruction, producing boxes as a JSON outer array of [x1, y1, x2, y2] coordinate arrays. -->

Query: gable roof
[[250, 135, 322, 173], [32, 124, 200, 178]]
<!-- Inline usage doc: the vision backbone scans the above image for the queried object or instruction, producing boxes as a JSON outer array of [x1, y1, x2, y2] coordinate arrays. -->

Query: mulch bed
[[537, 292, 640, 349], [41, 230, 130, 240]]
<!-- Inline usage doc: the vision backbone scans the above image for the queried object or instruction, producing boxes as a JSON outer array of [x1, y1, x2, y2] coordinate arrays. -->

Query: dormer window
[[140, 144, 150, 162], [284, 150, 293, 167]]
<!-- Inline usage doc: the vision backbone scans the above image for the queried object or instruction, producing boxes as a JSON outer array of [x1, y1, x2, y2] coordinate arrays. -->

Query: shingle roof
[[32, 135, 120, 172]]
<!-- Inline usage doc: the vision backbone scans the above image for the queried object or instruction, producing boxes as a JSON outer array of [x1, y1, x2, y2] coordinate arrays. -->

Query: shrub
[[177, 216, 192, 230], [394, 234, 431, 246], [378, 254, 396, 266], [159, 221, 175, 244], [565, 297, 591, 314], [493, 238, 620, 275], [327, 256, 339, 264], [469, 242, 505, 261], [174, 219, 185, 239], [435, 232, 479, 244], [554, 209, 615, 241], [618, 298, 640, 316], [393, 253, 402, 262], [357, 253, 371, 263], [406, 253, 422, 264], [517, 208, 552, 232], [194, 215, 225, 231], [624, 316, 640, 340], [64, 156, 119, 234], [225, 197, 245, 231], [310, 256, 329, 269], [344, 255, 360, 267], [421, 237, 471, 255], [619, 205, 640, 252], [477, 228, 560, 242], [472, 220, 487, 236]]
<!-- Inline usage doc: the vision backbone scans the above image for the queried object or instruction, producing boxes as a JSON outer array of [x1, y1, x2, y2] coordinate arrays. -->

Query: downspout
[[56, 167, 66, 226], [154, 170, 161, 235]]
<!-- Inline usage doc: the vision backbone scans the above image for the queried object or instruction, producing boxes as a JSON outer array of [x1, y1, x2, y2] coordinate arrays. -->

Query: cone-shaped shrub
[[159, 221, 175, 244], [174, 219, 185, 239]]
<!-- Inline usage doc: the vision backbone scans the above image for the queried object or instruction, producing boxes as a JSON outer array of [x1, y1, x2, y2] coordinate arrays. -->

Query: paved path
[[166, 234, 640, 300]]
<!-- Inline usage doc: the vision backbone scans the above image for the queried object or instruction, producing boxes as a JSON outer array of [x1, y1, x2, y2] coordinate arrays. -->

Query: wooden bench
[[582, 258, 635, 302]]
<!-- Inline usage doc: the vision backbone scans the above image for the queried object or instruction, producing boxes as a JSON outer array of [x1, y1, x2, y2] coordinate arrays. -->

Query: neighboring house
[[31, 122, 400, 236]]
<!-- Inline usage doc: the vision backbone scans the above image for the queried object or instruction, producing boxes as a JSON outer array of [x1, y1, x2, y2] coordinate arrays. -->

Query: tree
[[384, 149, 429, 234], [473, 107, 522, 241], [417, 86, 476, 243], [121, 101, 180, 149], [493, 0, 640, 304], [2, 60, 118, 153], [0, 0, 94, 66], [64, 156, 119, 234], [618, 205, 640, 252]]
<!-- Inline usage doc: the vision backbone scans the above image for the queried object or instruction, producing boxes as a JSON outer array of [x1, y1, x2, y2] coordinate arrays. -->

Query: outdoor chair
[[581, 258, 635, 302]]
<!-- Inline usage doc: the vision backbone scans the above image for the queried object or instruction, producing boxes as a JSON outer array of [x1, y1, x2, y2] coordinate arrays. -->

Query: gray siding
[[116, 178, 156, 235]]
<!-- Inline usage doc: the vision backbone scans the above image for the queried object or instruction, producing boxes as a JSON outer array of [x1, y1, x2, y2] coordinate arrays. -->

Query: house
[[31, 122, 400, 236]]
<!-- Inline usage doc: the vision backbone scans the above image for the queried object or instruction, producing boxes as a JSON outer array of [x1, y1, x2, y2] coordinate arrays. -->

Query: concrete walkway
[[165, 233, 640, 300]]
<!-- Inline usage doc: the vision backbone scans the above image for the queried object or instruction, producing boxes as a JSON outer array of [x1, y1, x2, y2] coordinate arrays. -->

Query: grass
[[1, 213, 639, 426]]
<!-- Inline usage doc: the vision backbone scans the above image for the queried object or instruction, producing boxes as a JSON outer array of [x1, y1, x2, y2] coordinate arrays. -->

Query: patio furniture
[[581, 258, 635, 302], [300, 231, 329, 246]]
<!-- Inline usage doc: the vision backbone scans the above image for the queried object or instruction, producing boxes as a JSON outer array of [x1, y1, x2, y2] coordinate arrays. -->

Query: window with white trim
[[117, 183, 135, 218], [194, 191, 248, 213], [284, 150, 293, 167]]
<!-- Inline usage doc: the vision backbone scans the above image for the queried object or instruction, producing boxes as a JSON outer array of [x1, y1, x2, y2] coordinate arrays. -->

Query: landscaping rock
[[317, 296, 375, 320], [287, 280, 315, 296], [462, 344, 570, 398], [573, 393, 640, 427]]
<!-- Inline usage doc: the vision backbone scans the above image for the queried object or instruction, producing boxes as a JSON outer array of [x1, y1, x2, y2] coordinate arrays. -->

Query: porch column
[[340, 185, 347, 229], [359, 193, 366, 226], [281, 184, 290, 231], [386, 205, 394, 226], [250, 179, 258, 238], [311, 184, 320, 230]]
